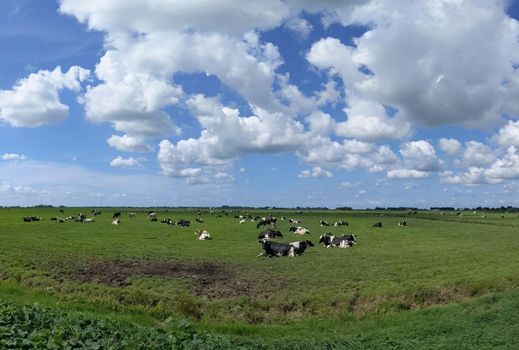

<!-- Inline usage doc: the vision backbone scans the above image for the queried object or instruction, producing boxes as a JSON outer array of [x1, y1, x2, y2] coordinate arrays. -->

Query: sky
[[2, 0, 519, 208]]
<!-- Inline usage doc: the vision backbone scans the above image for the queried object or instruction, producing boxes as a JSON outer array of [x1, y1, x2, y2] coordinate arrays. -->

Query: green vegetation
[[1, 208, 519, 348]]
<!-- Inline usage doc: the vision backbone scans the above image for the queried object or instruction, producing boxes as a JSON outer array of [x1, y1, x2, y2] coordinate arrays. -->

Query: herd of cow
[[21, 210, 407, 255]]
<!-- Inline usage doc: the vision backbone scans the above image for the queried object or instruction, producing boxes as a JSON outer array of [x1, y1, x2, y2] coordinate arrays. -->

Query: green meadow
[[1, 207, 519, 349]]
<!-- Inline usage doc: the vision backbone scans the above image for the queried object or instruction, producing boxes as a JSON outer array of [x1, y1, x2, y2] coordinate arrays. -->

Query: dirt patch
[[71, 259, 256, 298]]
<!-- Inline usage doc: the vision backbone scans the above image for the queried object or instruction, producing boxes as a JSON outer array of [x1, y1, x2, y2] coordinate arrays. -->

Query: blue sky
[[2, 0, 519, 208]]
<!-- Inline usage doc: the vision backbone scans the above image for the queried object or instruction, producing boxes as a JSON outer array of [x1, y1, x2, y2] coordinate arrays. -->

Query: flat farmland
[[1, 208, 519, 349]]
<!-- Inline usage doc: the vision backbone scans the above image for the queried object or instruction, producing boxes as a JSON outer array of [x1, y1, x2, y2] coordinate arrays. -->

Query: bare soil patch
[[71, 259, 257, 298]]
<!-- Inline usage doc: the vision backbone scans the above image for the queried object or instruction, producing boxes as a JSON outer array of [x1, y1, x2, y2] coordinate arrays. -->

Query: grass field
[[1, 207, 519, 348]]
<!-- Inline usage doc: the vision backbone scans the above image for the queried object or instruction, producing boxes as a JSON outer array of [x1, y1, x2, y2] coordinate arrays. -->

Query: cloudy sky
[[2, 0, 519, 208]]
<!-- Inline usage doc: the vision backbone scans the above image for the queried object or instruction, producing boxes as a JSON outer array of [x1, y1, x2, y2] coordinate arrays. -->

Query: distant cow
[[84, 218, 95, 223], [112, 212, 121, 219], [319, 220, 330, 227], [398, 220, 407, 226], [127, 212, 136, 218], [319, 233, 356, 248], [59, 209, 64, 214], [257, 228, 283, 240], [92, 209, 101, 216], [176, 219, 190, 227], [23, 216, 41, 222], [333, 220, 348, 226], [195, 229, 212, 240], [373, 222, 382, 227], [111, 218, 120, 225], [161, 218, 173, 225], [195, 217, 204, 223]]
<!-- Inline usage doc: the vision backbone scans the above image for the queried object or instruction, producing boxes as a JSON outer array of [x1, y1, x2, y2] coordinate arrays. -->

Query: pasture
[[1, 207, 519, 348]]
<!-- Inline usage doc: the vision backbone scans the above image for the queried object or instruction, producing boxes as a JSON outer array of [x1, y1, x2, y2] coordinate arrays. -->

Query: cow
[[75, 213, 86, 222], [289, 226, 310, 235], [112, 212, 121, 219], [333, 220, 348, 226], [398, 220, 407, 226], [259, 240, 314, 257], [176, 219, 190, 227], [195, 229, 212, 240], [84, 218, 95, 223], [148, 212, 157, 222], [127, 212, 136, 218], [319, 233, 356, 248], [288, 218, 301, 224], [239, 218, 246, 224], [161, 218, 173, 225], [111, 218, 120, 225], [257, 228, 283, 240], [92, 209, 101, 216], [256, 216, 277, 229], [59, 209, 64, 214], [372, 222, 383, 227], [319, 220, 330, 227], [287, 240, 314, 257], [50, 217, 57, 221], [195, 217, 204, 223]]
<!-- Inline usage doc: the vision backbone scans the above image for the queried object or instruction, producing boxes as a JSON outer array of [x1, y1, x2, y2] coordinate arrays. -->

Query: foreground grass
[[1, 208, 519, 347], [1, 288, 519, 349]]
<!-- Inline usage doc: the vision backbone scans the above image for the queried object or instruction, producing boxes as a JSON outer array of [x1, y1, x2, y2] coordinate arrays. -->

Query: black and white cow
[[372, 222, 382, 227], [195, 217, 204, 223], [289, 226, 310, 235], [398, 220, 407, 226], [112, 212, 121, 219], [256, 216, 277, 229], [92, 209, 101, 216], [257, 228, 283, 240], [319, 220, 330, 227], [23, 216, 41, 222], [333, 220, 348, 226], [318, 233, 356, 248], [161, 218, 174, 225], [259, 240, 314, 257]]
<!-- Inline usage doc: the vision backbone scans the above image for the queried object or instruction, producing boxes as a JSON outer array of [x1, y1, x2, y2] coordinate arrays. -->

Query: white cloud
[[284, 17, 313, 39], [1, 153, 27, 161], [438, 138, 462, 156], [0, 66, 89, 127], [110, 156, 140, 168], [298, 166, 333, 178], [486, 146, 519, 180], [495, 120, 519, 147], [339, 181, 359, 189], [107, 134, 153, 153], [387, 169, 429, 179], [462, 141, 496, 167], [400, 140, 442, 172]]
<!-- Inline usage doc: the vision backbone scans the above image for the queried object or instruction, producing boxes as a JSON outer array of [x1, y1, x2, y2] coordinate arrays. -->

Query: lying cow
[[257, 228, 283, 240], [319, 220, 330, 227], [398, 220, 407, 226], [148, 212, 157, 222], [373, 222, 383, 227], [111, 218, 120, 225], [113, 212, 121, 219], [319, 233, 356, 248], [161, 218, 174, 225], [195, 217, 204, 223], [289, 226, 310, 235], [334, 220, 348, 226], [176, 219, 190, 227], [195, 229, 212, 240], [259, 240, 314, 257]]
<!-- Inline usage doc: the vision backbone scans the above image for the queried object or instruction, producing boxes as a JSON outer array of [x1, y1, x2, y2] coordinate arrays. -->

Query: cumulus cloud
[[495, 120, 519, 147], [0, 66, 89, 127], [438, 138, 462, 156], [298, 166, 333, 178], [110, 156, 140, 168], [1, 153, 27, 161], [462, 141, 496, 167], [107, 134, 153, 153], [400, 140, 442, 172]]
